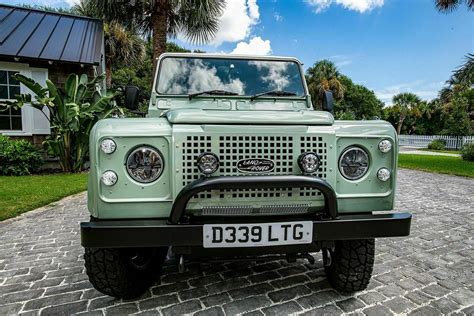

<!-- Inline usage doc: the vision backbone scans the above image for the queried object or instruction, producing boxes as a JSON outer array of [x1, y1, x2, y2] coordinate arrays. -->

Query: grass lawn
[[0, 173, 88, 221], [419, 148, 461, 154], [399, 154, 474, 178]]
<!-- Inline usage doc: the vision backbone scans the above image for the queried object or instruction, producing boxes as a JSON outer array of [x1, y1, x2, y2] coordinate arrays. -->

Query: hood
[[164, 109, 334, 125]]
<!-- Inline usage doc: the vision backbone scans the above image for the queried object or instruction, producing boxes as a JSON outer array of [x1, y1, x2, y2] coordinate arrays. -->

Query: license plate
[[203, 221, 313, 248]]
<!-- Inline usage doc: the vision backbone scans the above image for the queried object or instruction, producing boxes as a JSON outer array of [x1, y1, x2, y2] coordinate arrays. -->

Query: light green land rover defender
[[81, 53, 412, 299]]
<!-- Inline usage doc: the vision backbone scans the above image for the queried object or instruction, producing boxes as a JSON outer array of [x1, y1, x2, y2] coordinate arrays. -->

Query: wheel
[[84, 247, 168, 298], [323, 239, 375, 292]]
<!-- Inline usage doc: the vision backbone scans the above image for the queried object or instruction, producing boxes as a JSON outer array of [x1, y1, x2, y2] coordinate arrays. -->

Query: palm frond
[[436, 0, 462, 12], [173, 0, 226, 44]]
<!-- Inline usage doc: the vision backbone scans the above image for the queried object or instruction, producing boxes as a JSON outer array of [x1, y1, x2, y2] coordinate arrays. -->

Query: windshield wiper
[[188, 89, 239, 100], [250, 89, 297, 101]]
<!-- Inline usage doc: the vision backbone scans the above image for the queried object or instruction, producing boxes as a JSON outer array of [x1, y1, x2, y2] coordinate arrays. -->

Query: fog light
[[377, 168, 391, 182], [197, 152, 219, 175], [101, 170, 118, 186], [378, 140, 392, 153], [100, 138, 116, 154], [298, 152, 320, 174]]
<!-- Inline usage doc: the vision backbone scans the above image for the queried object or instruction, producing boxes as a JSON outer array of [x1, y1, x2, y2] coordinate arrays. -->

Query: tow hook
[[301, 253, 315, 265], [178, 255, 185, 273], [322, 248, 332, 267]]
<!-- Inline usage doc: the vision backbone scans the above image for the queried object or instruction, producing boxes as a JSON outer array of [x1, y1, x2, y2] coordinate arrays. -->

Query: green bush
[[0, 135, 43, 175], [461, 143, 474, 161], [427, 139, 446, 151]]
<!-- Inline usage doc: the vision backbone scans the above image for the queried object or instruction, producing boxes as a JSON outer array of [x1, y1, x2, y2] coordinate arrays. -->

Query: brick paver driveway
[[0, 169, 473, 315]]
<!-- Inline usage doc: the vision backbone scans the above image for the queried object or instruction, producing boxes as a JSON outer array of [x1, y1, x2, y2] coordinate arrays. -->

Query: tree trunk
[[105, 60, 112, 88], [151, 2, 168, 75], [396, 120, 403, 135]]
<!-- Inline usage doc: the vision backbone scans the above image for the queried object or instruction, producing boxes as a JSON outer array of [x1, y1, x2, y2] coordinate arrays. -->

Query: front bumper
[[81, 175, 411, 248]]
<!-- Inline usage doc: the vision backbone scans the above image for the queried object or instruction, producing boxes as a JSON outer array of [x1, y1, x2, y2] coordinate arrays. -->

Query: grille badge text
[[237, 158, 275, 173]]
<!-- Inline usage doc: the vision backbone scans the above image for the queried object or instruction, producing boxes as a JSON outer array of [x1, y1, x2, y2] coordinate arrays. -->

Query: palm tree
[[73, 1, 145, 87], [392, 93, 422, 134], [103, 23, 145, 87], [451, 53, 474, 86], [435, 0, 474, 12], [306, 60, 344, 109], [85, 0, 225, 72]]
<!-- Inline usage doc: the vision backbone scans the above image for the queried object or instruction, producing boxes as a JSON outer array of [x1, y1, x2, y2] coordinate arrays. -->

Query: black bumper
[[81, 213, 412, 248], [81, 175, 411, 248]]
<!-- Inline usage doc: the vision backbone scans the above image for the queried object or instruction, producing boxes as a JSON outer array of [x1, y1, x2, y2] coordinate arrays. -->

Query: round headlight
[[298, 152, 321, 174], [339, 146, 370, 180], [378, 140, 392, 153], [101, 170, 118, 186], [100, 138, 116, 154], [197, 152, 219, 175], [126, 146, 164, 183], [377, 168, 391, 182]]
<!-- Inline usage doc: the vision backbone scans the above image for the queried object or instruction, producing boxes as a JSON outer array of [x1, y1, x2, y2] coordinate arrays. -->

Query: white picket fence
[[398, 135, 474, 149]]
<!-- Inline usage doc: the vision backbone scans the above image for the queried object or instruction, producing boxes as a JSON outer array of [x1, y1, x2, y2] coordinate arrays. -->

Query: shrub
[[0, 135, 43, 175], [461, 143, 474, 161], [427, 139, 446, 151]]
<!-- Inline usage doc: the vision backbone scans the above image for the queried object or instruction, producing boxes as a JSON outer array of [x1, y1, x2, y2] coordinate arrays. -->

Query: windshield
[[156, 57, 306, 97]]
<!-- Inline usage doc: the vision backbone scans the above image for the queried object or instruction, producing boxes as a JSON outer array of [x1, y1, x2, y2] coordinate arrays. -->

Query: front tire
[[84, 247, 168, 298], [324, 239, 375, 292]]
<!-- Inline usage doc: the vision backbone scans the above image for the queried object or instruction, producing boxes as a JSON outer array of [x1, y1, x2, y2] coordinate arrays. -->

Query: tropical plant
[[77, 0, 225, 71], [0, 135, 43, 176], [306, 60, 344, 109], [435, 0, 474, 12], [392, 93, 422, 134], [0, 74, 121, 173]]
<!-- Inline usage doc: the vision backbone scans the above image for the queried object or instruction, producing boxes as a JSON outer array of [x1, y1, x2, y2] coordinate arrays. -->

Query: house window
[[0, 70, 22, 130]]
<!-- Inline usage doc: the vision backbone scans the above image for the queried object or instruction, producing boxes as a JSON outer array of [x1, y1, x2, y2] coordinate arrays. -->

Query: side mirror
[[322, 90, 334, 114], [124, 86, 140, 110]]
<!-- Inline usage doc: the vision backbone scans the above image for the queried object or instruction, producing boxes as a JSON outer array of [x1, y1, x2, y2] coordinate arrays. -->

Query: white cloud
[[274, 12, 283, 21], [18, 0, 79, 7], [158, 58, 245, 94], [375, 81, 444, 105], [231, 36, 272, 55], [211, 0, 260, 45], [305, 0, 384, 13]]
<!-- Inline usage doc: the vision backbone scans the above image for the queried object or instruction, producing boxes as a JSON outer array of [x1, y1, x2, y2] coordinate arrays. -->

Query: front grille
[[201, 204, 310, 216], [180, 134, 329, 211]]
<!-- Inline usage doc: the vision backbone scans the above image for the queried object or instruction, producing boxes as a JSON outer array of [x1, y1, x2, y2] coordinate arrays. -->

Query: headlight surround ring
[[338, 146, 370, 181], [126, 146, 164, 183]]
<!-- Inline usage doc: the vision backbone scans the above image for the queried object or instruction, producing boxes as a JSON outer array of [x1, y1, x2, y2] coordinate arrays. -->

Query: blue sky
[[5, 0, 473, 104]]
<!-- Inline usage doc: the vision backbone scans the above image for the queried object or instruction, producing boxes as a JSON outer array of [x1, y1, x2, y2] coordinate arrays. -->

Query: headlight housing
[[378, 139, 392, 153], [377, 168, 391, 182], [100, 138, 116, 154], [196, 152, 220, 175], [339, 146, 370, 180], [298, 152, 320, 174], [101, 170, 118, 186], [126, 146, 164, 183]]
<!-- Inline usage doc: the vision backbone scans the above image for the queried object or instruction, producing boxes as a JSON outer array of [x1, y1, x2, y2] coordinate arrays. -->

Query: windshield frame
[[153, 54, 309, 99]]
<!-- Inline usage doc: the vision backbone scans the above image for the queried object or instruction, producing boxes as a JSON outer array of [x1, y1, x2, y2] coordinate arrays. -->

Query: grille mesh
[[180, 134, 328, 203]]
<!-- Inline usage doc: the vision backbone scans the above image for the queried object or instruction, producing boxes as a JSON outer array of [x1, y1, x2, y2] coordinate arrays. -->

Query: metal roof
[[0, 4, 103, 65]]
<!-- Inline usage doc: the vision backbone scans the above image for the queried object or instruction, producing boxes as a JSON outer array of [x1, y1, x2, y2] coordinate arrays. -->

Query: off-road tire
[[324, 239, 375, 292], [84, 247, 168, 299]]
